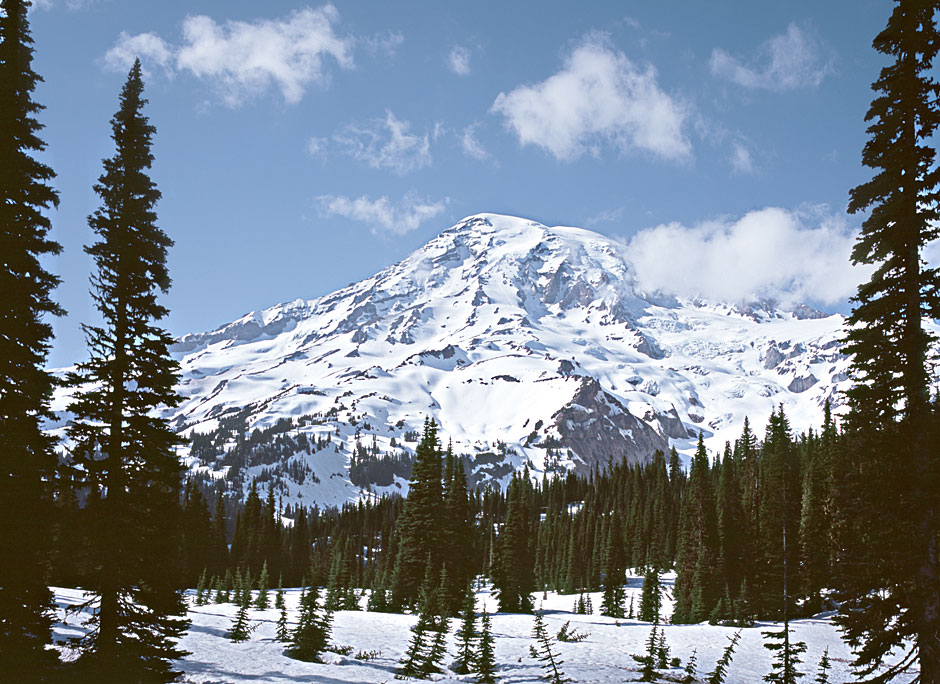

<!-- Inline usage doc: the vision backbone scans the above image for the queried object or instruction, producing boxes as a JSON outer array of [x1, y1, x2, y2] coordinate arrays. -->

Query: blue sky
[[27, 0, 905, 367]]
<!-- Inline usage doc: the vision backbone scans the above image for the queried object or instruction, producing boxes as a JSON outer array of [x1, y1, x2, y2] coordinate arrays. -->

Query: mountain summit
[[166, 213, 850, 505]]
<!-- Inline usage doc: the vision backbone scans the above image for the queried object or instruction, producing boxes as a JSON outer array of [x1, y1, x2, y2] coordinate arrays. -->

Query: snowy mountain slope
[[113, 212, 914, 508]]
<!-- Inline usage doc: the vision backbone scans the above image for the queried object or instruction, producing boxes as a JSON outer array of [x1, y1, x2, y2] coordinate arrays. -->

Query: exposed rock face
[[552, 378, 669, 473], [788, 374, 819, 393]]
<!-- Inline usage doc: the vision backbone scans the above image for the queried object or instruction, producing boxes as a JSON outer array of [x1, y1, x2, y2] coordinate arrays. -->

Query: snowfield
[[51, 573, 915, 683]]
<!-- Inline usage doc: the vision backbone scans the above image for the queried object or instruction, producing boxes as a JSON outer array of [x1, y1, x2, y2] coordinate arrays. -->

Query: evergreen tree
[[600, 513, 626, 618], [392, 419, 444, 609], [814, 647, 831, 684], [254, 560, 269, 610], [493, 473, 535, 613], [0, 0, 63, 678], [65, 59, 188, 682], [762, 623, 806, 684], [275, 603, 290, 643], [835, 2, 940, 681], [227, 593, 253, 643], [631, 623, 660, 682], [531, 609, 571, 684], [442, 446, 475, 608], [799, 410, 833, 613], [706, 630, 741, 684], [639, 568, 662, 624], [475, 607, 498, 684], [673, 435, 720, 624], [194, 569, 208, 606], [683, 648, 699, 684], [421, 625, 448, 677], [756, 409, 801, 620], [397, 608, 433, 679], [454, 585, 478, 674], [287, 586, 332, 662], [275, 579, 285, 611]]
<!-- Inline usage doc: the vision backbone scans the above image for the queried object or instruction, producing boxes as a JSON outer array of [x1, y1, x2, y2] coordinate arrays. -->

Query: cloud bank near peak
[[625, 207, 872, 308]]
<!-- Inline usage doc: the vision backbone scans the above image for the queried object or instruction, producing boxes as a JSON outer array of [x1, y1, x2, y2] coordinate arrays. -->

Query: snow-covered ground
[[51, 572, 914, 683]]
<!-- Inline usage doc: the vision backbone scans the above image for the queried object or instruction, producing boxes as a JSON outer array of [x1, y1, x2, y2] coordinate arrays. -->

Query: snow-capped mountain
[[156, 213, 867, 507]]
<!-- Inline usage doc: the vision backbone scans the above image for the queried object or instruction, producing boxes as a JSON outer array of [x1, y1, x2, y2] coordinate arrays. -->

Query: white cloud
[[319, 192, 448, 235], [104, 31, 174, 75], [625, 207, 873, 307], [334, 111, 432, 175], [361, 31, 404, 56], [730, 141, 755, 174], [491, 35, 691, 162], [104, 6, 353, 106], [177, 7, 352, 105], [447, 45, 471, 75], [710, 23, 832, 91], [461, 125, 489, 160]]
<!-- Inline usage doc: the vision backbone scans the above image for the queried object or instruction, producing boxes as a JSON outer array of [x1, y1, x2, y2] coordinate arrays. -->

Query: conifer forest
[[2, 0, 939, 683]]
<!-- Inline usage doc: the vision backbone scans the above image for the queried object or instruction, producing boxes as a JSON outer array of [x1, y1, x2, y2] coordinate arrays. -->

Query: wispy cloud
[[306, 136, 328, 159], [586, 207, 624, 228], [447, 45, 471, 75], [730, 141, 755, 174], [625, 207, 872, 307], [103, 5, 354, 106], [491, 34, 690, 162], [319, 192, 448, 235], [460, 124, 489, 160], [334, 111, 432, 175], [710, 23, 833, 91]]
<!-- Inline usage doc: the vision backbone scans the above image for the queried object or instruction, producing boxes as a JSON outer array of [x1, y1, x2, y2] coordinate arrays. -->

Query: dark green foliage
[[474, 607, 498, 683], [254, 561, 269, 610], [275, 579, 285, 611], [493, 473, 535, 613], [639, 568, 662, 624], [367, 581, 391, 613], [65, 59, 189, 683], [762, 624, 806, 684], [275, 603, 290, 643], [531, 609, 572, 684], [0, 0, 62, 678], [556, 621, 588, 643], [287, 586, 332, 663], [453, 586, 478, 674], [631, 623, 661, 682], [656, 629, 670, 669], [814, 647, 831, 684], [673, 435, 721, 624], [706, 630, 741, 684], [421, 626, 448, 677], [392, 419, 444, 609], [683, 648, 698, 684], [195, 569, 208, 606], [227, 594, 253, 643], [396, 609, 433, 679], [833, 3, 940, 682]]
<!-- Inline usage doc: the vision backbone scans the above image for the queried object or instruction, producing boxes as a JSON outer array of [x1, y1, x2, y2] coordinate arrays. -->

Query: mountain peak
[[137, 212, 870, 508]]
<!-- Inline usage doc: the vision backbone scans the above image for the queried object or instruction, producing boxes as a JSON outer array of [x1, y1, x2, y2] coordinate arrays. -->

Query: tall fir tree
[[673, 434, 720, 624], [493, 472, 535, 613], [836, 1, 940, 681], [392, 418, 444, 609], [0, 0, 62, 678], [65, 60, 189, 682]]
